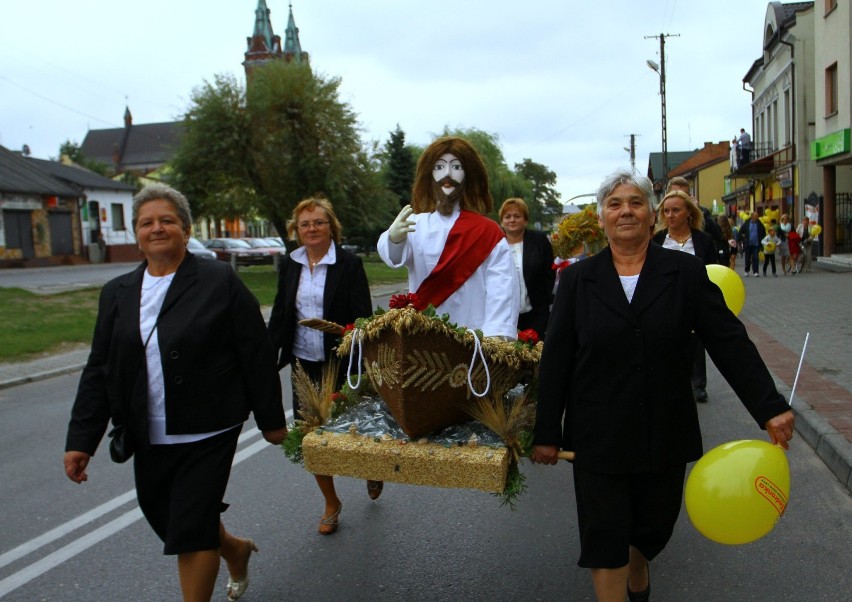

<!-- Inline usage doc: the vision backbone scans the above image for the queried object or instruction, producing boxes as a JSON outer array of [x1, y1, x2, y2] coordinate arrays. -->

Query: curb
[[0, 363, 87, 390]]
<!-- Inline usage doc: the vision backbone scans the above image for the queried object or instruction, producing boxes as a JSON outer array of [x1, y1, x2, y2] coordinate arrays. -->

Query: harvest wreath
[[281, 293, 544, 508]]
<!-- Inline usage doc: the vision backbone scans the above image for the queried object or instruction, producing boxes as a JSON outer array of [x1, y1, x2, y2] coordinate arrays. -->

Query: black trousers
[[691, 333, 706, 390]]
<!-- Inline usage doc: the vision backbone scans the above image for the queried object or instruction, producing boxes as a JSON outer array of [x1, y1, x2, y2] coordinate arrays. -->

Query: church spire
[[252, 0, 278, 54], [243, 1, 308, 77], [243, 0, 282, 77], [283, 3, 303, 60]]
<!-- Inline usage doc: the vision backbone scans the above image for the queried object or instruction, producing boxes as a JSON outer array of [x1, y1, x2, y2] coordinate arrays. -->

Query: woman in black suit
[[267, 196, 375, 535], [64, 184, 287, 602], [532, 170, 794, 602], [652, 189, 719, 403], [499, 197, 555, 338]]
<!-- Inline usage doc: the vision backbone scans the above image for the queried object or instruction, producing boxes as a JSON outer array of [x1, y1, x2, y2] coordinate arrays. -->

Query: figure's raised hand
[[389, 205, 416, 243]]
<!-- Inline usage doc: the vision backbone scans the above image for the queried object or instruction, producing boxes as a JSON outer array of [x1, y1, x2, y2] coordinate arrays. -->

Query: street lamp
[[646, 58, 668, 189]]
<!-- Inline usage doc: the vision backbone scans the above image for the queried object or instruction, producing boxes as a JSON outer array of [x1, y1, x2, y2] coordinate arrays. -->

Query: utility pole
[[624, 133, 639, 173], [645, 32, 679, 190]]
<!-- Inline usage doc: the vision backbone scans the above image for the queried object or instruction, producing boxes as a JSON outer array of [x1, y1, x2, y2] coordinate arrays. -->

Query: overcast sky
[[1, 0, 772, 202]]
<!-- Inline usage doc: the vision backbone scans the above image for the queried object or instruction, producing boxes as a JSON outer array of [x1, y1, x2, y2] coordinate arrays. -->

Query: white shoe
[[226, 539, 258, 601]]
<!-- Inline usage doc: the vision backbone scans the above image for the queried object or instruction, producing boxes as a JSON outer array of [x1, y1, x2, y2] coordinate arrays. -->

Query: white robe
[[378, 207, 520, 339]]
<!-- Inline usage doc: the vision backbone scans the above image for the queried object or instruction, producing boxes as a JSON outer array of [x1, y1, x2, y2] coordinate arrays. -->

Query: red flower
[[389, 293, 420, 309], [342, 323, 355, 334], [518, 329, 540, 345], [331, 392, 347, 402]]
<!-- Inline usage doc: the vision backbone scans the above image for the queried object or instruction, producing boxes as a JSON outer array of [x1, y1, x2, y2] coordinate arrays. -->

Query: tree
[[382, 125, 415, 208], [57, 140, 109, 176], [171, 62, 396, 240], [514, 158, 562, 225], [171, 74, 254, 227]]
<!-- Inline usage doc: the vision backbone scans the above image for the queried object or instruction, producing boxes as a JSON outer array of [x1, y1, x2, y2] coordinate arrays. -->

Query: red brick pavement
[[742, 316, 852, 441]]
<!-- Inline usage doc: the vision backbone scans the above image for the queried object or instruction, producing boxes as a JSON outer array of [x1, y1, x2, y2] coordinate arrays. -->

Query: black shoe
[[627, 584, 651, 602], [694, 388, 708, 402], [628, 567, 651, 602]]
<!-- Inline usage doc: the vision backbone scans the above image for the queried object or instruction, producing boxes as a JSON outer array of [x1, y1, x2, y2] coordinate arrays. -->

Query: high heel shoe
[[318, 503, 342, 535], [226, 539, 258, 601], [367, 479, 384, 500]]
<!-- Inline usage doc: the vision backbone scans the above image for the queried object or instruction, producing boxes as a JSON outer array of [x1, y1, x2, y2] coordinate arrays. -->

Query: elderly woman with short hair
[[532, 169, 794, 602], [64, 183, 287, 601]]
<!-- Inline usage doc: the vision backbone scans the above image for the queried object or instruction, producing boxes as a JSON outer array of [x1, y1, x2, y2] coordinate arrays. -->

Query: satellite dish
[[22, 144, 31, 156]]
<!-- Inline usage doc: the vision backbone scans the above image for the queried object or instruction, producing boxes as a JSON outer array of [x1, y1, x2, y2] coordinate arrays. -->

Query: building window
[[825, 0, 837, 15], [111, 203, 126, 231], [825, 63, 838, 116]]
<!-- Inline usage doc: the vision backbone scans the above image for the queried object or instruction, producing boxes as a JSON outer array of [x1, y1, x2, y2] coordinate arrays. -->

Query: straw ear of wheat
[[464, 389, 536, 465], [291, 358, 341, 429], [299, 318, 345, 334]]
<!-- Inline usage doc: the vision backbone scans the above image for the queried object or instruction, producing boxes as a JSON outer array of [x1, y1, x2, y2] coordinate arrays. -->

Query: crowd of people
[[63, 137, 797, 602]]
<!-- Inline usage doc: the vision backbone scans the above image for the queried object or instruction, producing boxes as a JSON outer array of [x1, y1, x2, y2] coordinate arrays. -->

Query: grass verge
[[0, 255, 405, 363]]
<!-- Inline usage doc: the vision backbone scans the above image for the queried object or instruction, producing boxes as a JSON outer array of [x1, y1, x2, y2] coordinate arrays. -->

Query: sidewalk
[[1, 270, 849, 493]]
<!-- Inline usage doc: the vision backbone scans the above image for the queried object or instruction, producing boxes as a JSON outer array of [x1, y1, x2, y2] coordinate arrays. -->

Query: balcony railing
[[733, 143, 795, 175]]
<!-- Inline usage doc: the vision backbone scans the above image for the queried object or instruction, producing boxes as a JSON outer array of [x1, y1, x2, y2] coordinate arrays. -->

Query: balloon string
[[788, 332, 809, 406]]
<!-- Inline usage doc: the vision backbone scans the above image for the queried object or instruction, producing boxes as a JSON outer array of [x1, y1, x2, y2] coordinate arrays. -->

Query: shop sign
[[811, 129, 851, 160]]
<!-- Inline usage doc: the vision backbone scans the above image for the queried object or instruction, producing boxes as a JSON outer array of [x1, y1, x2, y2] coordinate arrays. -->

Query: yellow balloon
[[739, 211, 750, 221], [764, 241, 776, 253], [810, 224, 822, 236], [706, 264, 746, 316], [685, 440, 790, 545]]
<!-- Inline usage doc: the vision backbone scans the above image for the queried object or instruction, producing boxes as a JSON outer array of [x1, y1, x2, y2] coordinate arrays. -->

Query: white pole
[[788, 332, 810, 405]]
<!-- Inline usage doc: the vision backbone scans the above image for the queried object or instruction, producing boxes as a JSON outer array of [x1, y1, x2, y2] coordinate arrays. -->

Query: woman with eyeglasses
[[267, 196, 377, 535]]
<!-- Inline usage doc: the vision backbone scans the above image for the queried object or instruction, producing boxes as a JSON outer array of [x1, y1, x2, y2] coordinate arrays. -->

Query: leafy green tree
[[57, 140, 109, 176], [172, 62, 396, 240], [171, 74, 254, 226], [514, 158, 562, 225], [382, 125, 415, 208]]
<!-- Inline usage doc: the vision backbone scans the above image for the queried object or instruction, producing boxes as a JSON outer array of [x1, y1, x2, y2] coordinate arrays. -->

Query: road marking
[[0, 422, 288, 598]]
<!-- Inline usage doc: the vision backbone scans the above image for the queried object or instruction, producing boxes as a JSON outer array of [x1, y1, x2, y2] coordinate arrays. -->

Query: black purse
[[107, 424, 134, 463]]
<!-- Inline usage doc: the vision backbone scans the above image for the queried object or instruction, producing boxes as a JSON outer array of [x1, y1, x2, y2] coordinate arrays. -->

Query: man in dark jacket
[[738, 211, 767, 277]]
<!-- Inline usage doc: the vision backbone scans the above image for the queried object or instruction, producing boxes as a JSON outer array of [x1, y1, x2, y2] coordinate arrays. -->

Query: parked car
[[187, 237, 217, 260], [202, 238, 271, 266], [261, 237, 286, 249], [241, 237, 287, 263]]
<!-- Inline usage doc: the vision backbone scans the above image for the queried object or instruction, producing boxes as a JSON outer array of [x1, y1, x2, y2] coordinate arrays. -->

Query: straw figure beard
[[433, 176, 466, 216]]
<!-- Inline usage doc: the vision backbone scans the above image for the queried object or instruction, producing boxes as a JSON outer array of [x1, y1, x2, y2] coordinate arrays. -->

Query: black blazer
[[652, 228, 718, 265], [521, 229, 556, 316], [533, 243, 789, 474], [267, 243, 372, 368], [66, 253, 285, 456]]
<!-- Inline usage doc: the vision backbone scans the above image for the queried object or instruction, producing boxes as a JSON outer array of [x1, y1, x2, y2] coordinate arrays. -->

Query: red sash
[[413, 210, 505, 310]]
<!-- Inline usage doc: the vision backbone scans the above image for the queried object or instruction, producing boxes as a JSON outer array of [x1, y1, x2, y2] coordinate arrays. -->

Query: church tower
[[243, 2, 308, 79]]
